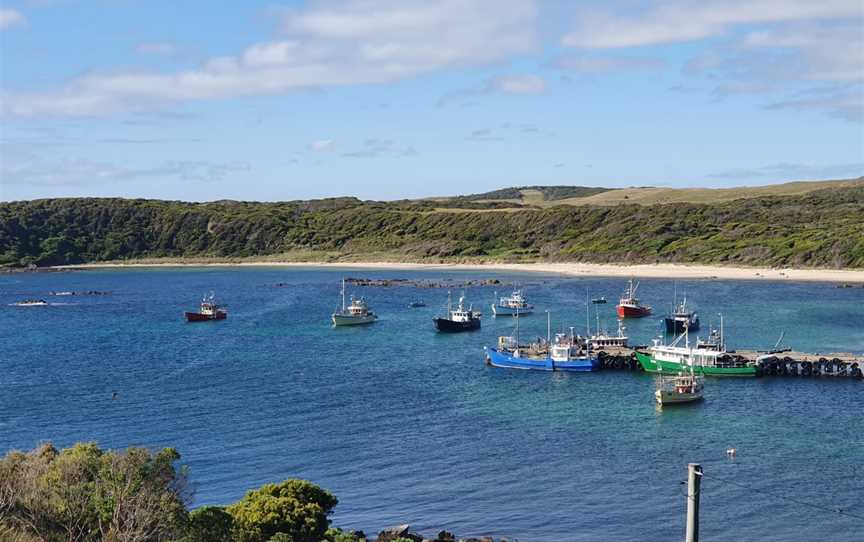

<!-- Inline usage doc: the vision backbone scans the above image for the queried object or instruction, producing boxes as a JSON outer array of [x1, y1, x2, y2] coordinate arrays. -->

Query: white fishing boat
[[587, 319, 629, 350], [331, 279, 377, 326], [655, 370, 704, 405], [12, 299, 48, 307], [491, 289, 534, 316]]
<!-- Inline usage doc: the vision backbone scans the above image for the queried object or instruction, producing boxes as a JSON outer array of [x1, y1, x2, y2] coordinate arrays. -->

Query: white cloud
[[136, 42, 178, 56], [309, 139, 335, 152], [3, 0, 538, 117], [0, 145, 251, 185], [555, 54, 665, 73], [0, 8, 25, 30], [766, 90, 864, 122], [562, 0, 861, 49], [708, 162, 864, 181], [488, 74, 545, 95], [341, 138, 416, 158], [438, 73, 545, 106]]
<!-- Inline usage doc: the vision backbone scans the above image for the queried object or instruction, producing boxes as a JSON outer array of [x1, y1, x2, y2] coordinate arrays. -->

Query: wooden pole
[[686, 463, 702, 542]]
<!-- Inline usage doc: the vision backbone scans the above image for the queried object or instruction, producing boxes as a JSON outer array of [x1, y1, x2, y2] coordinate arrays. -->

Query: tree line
[[1, 184, 862, 268]]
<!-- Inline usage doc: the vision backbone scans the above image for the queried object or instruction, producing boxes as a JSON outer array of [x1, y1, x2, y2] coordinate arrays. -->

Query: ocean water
[[1, 267, 862, 541]]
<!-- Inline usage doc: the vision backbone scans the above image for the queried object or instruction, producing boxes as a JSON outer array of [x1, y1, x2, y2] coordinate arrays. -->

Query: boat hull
[[484, 347, 598, 372], [664, 317, 700, 334], [332, 313, 377, 326], [434, 317, 480, 332], [491, 304, 534, 316], [617, 305, 652, 318], [635, 352, 756, 377], [185, 311, 226, 322], [655, 389, 704, 405]]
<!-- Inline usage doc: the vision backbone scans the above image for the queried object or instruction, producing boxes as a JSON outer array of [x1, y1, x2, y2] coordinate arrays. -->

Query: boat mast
[[719, 313, 724, 351], [341, 279, 346, 312], [546, 310, 551, 346], [447, 290, 452, 316], [515, 305, 520, 348], [586, 290, 590, 336]]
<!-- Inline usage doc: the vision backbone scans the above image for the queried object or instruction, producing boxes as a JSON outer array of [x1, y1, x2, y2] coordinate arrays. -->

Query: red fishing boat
[[616, 279, 652, 318], [184, 293, 227, 322]]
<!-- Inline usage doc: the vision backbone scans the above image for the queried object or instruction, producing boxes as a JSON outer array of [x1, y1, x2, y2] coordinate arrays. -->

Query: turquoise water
[[1, 267, 862, 541]]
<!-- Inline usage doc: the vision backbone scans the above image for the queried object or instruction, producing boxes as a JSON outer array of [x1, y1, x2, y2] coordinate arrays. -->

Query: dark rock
[[437, 531, 455, 542], [377, 524, 410, 542]]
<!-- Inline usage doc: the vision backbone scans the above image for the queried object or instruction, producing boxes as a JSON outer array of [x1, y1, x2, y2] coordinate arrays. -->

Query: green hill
[[1, 180, 863, 269]]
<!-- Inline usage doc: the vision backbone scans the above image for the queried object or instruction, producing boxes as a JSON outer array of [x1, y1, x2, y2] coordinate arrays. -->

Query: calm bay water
[[1, 267, 862, 541]]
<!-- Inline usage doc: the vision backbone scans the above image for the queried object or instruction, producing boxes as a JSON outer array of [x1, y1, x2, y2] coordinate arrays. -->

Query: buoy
[[726, 448, 737, 457], [112, 392, 118, 400]]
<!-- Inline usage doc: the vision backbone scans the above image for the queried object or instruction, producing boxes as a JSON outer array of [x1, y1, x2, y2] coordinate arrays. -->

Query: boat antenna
[[773, 330, 785, 351]]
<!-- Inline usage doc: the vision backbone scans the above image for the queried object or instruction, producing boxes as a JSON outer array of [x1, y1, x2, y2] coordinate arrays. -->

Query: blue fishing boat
[[483, 311, 598, 372], [484, 338, 598, 372]]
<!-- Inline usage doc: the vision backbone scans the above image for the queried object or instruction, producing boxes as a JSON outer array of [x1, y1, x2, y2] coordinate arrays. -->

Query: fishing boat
[[491, 289, 534, 316], [408, 300, 426, 308], [591, 296, 607, 304], [655, 370, 704, 405], [184, 293, 227, 322], [12, 299, 48, 307], [484, 310, 598, 371], [433, 291, 481, 332], [616, 279, 652, 318], [587, 319, 629, 350], [331, 279, 377, 326], [663, 286, 699, 334], [635, 317, 757, 376]]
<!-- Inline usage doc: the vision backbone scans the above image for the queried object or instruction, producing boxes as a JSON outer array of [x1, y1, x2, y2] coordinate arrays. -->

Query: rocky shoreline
[[373, 524, 512, 542], [344, 277, 505, 288]]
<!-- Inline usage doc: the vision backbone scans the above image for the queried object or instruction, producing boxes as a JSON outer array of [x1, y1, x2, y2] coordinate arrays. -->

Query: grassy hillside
[[2, 181, 863, 269], [433, 178, 863, 208]]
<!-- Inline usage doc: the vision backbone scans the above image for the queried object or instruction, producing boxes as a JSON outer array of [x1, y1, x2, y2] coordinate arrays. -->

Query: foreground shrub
[[227, 479, 339, 542]]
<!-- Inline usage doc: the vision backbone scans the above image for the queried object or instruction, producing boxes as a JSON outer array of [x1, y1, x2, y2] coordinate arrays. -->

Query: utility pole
[[686, 463, 702, 542]]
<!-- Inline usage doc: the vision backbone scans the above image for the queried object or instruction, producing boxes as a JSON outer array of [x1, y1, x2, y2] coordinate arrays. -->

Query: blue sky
[[0, 0, 862, 202]]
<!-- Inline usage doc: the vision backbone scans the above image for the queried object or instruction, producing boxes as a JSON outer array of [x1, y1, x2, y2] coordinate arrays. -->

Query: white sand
[[59, 261, 864, 283]]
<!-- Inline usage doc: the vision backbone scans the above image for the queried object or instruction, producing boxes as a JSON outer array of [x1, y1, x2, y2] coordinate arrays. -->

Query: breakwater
[[595, 349, 863, 379]]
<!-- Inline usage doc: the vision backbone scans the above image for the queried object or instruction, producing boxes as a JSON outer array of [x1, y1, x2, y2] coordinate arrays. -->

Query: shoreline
[[55, 260, 864, 283]]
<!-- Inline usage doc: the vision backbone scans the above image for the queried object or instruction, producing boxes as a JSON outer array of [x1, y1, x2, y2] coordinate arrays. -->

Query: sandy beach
[[59, 260, 864, 283]]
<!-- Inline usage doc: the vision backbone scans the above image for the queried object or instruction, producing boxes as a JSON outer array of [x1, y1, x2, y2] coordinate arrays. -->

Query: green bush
[[227, 479, 339, 542]]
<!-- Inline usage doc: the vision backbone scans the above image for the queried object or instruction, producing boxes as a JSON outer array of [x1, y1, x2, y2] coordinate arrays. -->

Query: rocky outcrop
[[375, 525, 509, 542]]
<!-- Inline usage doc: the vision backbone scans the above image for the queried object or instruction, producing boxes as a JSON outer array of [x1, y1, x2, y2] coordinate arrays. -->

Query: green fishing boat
[[635, 351, 756, 377], [636, 318, 757, 377]]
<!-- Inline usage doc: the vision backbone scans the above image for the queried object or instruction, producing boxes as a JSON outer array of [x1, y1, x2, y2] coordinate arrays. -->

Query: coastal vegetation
[[0, 442, 365, 542], [1, 178, 862, 269]]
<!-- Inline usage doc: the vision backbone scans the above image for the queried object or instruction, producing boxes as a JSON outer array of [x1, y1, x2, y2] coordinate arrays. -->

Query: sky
[[0, 0, 862, 202]]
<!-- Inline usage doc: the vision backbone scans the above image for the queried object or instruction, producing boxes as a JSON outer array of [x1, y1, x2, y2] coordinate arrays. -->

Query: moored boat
[[655, 371, 704, 405], [434, 291, 481, 332], [663, 297, 699, 334], [616, 280, 652, 318], [331, 279, 377, 326], [408, 300, 426, 308], [184, 293, 227, 322], [636, 317, 756, 376], [485, 334, 598, 372], [587, 319, 629, 350], [491, 289, 534, 316], [485, 311, 598, 372], [12, 299, 48, 307]]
